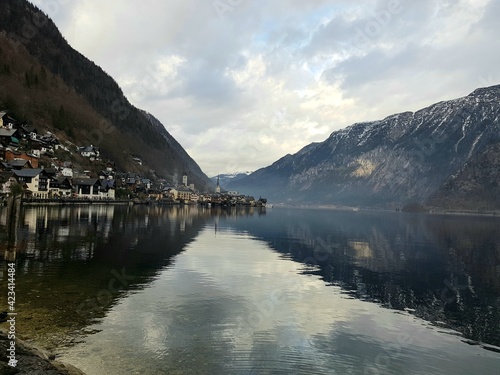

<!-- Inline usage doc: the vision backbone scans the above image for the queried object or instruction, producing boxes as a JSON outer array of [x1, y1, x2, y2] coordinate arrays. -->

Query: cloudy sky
[[32, 0, 499, 176]]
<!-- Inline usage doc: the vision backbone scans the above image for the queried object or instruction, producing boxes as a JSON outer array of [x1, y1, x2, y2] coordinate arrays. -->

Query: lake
[[1, 205, 499, 374]]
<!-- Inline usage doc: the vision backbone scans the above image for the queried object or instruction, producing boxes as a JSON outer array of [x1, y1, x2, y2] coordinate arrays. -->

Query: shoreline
[[0, 328, 86, 375], [20, 198, 132, 206], [269, 204, 500, 218], [10, 198, 498, 217]]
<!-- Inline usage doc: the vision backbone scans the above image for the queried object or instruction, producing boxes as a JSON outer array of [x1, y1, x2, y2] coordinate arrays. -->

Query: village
[[0, 110, 266, 207]]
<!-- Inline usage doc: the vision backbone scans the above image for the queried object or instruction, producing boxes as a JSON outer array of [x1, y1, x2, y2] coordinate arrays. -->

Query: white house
[[99, 179, 115, 199], [49, 177, 73, 197], [0, 172, 16, 194], [29, 149, 41, 158], [61, 167, 74, 177], [176, 186, 193, 202], [168, 188, 179, 200], [73, 178, 100, 199], [78, 145, 100, 160], [13, 169, 50, 198], [141, 178, 151, 190]]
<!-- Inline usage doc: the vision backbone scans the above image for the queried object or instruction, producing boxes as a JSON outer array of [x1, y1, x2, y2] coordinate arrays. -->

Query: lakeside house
[[178, 186, 194, 202], [0, 113, 266, 205], [49, 176, 73, 197], [99, 179, 116, 199], [73, 178, 101, 199], [13, 168, 51, 198]]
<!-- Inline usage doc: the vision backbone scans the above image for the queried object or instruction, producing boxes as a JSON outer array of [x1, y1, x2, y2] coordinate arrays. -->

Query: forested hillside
[[0, 0, 212, 189]]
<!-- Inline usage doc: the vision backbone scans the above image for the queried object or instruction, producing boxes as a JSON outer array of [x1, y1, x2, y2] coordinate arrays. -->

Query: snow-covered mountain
[[227, 85, 500, 209], [211, 172, 253, 190]]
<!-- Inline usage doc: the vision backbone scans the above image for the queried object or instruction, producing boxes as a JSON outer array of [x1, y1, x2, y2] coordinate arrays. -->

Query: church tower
[[215, 175, 221, 194]]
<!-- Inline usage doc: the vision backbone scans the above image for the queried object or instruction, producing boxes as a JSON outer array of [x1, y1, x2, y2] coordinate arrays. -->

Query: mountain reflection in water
[[230, 209, 500, 347], [1, 205, 499, 374]]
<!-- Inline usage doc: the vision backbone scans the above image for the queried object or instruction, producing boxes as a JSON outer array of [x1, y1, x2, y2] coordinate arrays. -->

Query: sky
[[31, 0, 499, 177]]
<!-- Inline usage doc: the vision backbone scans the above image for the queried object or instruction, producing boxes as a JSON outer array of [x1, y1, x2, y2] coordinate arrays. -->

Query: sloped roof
[[9, 159, 30, 168], [73, 178, 99, 186], [43, 168, 58, 176], [79, 146, 98, 153], [20, 125, 37, 133], [0, 171, 14, 183], [51, 177, 72, 188], [0, 129, 17, 137], [50, 177, 72, 188], [13, 169, 42, 178]]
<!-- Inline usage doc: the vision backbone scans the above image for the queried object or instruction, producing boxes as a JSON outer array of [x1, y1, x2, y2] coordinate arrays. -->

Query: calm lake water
[[1, 205, 500, 374]]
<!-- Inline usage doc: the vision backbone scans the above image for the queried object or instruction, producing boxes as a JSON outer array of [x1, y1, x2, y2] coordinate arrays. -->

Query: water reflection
[[62, 224, 499, 375], [1, 205, 499, 374], [0, 205, 220, 348], [225, 209, 500, 347]]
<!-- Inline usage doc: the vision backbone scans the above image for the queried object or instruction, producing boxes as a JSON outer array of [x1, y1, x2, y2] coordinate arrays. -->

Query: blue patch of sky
[[251, 3, 351, 50]]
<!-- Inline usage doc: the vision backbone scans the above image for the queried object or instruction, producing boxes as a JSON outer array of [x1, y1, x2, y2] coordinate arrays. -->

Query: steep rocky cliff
[[228, 85, 500, 208]]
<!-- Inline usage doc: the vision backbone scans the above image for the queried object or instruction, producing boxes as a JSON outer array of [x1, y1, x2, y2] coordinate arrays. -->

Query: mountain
[[428, 143, 500, 210], [0, 0, 213, 190], [227, 85, 500, 209], [210, 172, 253, 190]]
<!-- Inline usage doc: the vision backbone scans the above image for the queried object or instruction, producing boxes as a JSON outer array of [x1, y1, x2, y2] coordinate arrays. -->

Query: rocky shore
[[0, 329, 85, 375]]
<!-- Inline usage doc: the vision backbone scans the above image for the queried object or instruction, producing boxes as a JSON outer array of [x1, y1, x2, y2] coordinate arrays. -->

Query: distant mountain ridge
[[227, 85, 500, 209], [0, 0, 213, 190], [210, 172, 253, 190]]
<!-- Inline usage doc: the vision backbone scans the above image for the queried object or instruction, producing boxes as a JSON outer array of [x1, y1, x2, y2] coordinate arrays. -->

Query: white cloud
[[31, 0, 499, 176]]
